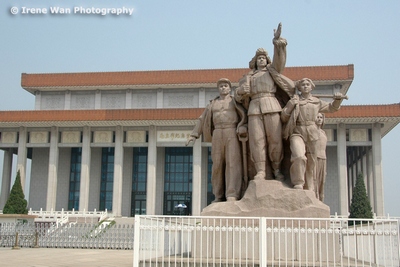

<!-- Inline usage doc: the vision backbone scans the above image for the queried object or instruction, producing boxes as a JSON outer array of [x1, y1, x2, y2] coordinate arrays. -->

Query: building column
[[0, 149, 13, 209], [79, 126, 91, 211], [372, 123, 384, 216], [362, 148, 368, 188], [17, 127, 27, 192], [367, 148, 375, 211], [337, 123, 349, 216], [191, 139, 202, 216], [46, 126, 59, 211], [112, 126, 124, 216], [348, 149, 355, 202], [146, 126, 157, 215]]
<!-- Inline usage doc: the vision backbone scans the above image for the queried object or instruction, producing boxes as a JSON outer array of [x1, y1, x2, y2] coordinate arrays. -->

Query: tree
[[3, 170, 28, 214], [348, 173, 373, 225]]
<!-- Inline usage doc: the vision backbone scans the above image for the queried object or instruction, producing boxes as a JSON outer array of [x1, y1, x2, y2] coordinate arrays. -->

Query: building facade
[[0, 65, 399, 217]]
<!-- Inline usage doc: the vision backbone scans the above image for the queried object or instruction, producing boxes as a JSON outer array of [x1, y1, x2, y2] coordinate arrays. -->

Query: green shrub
[[3, 170, 28, 214], [348, 173, 373, 225]]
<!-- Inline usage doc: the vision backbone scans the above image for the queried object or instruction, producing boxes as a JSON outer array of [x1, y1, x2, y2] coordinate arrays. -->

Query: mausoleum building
[[0, 64, 399, 217]]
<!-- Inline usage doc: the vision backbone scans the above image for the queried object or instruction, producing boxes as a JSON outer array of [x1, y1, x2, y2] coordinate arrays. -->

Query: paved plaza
[[0, 247, 133, 267]]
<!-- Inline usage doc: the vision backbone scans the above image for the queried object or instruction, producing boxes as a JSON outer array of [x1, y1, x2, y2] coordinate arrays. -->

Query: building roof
[[325, 103, 400, 136], [7, 65, 399, 137], [21, 65, 354, 92], [325, 103, 400, 119], [0, 103, 399, 136]]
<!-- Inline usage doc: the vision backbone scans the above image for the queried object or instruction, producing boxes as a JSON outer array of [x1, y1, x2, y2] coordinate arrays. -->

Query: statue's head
[[217, 78, 232, 96], [217, 78, 231, 88], [249, 48, 272, 69], [316, 113, 325, 128], [296, 78, 315, 92]]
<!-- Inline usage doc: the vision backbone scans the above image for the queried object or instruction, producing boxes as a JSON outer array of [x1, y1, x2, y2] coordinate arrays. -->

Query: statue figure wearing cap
[[187, 78, 247, 202]]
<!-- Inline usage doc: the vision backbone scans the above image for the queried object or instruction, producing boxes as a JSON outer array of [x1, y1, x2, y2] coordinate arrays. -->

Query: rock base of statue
[[201, 179, 330, 218]]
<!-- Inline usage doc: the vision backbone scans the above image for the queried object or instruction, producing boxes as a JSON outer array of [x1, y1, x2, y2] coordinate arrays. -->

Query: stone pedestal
[[201, 180, 330, 218]]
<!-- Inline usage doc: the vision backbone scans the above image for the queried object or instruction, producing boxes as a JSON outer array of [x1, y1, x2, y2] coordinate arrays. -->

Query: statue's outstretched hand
[[333, 92, 344, 100], [185, 136, 196, 146], [273, 23, 287, 46], [273, 22, 282, 40]]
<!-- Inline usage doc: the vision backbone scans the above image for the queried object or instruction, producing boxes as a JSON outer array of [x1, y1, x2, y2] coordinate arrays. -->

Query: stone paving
[[0, 247, 133, 267]]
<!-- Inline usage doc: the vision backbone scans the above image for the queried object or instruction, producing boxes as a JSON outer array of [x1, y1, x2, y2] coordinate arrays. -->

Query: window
[[99, 147, 114, 211], [68, 148, 82, 210], [131, 147, 148, 216], [163, 147, 192, 215]]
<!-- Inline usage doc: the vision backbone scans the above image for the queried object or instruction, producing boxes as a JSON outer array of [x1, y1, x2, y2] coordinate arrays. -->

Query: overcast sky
[[0, 0, 399, 216]]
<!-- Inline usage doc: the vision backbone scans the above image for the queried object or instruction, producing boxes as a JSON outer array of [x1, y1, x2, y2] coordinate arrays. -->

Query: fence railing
[[133, 215, 400, 267], [0, 222, 134, 249], [28, 208, 109, 225]]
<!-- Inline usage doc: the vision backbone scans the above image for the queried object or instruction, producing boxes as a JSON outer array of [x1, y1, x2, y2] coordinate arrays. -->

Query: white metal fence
[[0, 222, 134, 249], [133, 215, 400, 267]]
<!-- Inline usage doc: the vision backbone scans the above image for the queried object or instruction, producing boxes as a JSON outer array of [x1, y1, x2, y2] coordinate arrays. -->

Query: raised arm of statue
[[274, 22, 282, 39], [271, 22, 287, 74]]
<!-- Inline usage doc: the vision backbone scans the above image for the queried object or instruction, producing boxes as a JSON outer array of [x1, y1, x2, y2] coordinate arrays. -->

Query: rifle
[[313, 94, 349, 100]]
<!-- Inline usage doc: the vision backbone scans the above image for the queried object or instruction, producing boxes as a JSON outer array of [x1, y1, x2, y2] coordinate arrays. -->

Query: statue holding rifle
[[281, 78, 347, 191]]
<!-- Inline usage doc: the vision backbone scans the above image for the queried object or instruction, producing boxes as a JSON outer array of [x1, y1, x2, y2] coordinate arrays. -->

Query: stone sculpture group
[[187, 23, 346, 208]]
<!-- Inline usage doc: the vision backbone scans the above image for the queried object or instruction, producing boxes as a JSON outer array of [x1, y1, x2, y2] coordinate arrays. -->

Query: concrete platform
[[0, 247, 133, 267]]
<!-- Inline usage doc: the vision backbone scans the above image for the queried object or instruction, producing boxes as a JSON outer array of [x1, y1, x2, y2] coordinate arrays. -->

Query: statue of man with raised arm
[[235, 23, 294, 181]]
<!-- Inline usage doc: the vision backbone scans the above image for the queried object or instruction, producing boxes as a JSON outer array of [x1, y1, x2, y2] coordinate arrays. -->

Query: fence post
[[33, 231, 39, 248], [259, 217, 266, 267], [133, 215, 141, 267], [12, 232, 20, 250]]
